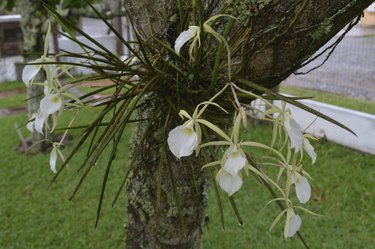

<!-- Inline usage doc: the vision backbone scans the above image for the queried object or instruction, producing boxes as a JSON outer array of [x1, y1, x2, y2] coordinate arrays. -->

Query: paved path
[[285, 25, 375, 101]]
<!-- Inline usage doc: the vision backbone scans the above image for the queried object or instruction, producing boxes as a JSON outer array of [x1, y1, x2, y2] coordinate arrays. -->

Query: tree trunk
[[126, 96, 209, 249], [18, 0, 48, 152], [123, 1, 373, 248]]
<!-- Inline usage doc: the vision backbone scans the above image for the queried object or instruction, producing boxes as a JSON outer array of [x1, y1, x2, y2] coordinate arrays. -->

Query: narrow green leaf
[[210, 168, 225, 230], [197, 119, 231, 142], [228, 196, 243, 226]]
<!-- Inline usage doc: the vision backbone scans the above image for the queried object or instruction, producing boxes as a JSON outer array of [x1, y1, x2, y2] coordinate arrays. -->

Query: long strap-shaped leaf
[[68, 84, 151, 200]]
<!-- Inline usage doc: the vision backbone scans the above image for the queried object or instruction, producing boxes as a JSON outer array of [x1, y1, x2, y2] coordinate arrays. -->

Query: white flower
[[40, 94, 63, 116], [26, 112, 48, 134], [223, 146, 247, 176], [34, 113, 47, 134], [26, 121, 34, 133], [50, 148, 58, 174], [303, 138, 317, 164], [218, 171, 243, 196], [26, 113, 38, 132], [284, 113, 303, 152], [284, 209, 302, 238], [292, 173, 311, 204], [174, 26, 200, 55], [27, 94, 62, 134], [167, 124, 198, 159], [22, 58, 43, 87]]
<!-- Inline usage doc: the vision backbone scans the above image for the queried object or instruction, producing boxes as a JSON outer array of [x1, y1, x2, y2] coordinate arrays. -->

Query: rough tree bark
[[17, 0, 48, 152], [123, 1, 373, 248]]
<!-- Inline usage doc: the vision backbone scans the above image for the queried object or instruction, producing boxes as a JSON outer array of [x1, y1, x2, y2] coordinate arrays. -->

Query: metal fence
[[283, 22, 375, 103]]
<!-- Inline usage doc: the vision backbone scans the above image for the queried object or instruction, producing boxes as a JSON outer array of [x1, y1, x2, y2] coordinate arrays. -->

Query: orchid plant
[[22, 1, 356, 247]]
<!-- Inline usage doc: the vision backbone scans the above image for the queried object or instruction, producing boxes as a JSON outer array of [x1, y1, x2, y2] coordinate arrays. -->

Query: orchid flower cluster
[[22, 22, 81, 173], [168, 22, 320, 239], [167, 84, 319, 238]]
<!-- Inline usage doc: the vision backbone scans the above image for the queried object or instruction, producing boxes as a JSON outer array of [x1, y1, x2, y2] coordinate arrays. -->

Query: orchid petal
[[285, 212, 302, 238], [223, 147, 247, 176], [22, 59, 43, 87], [293, 174, 311, 204], [284, 114, 303, 152], [303, 139, 317, 164], [50, 148, 58, 174], [26, 113, 38, 132], [167, 125, 198, 159], [174, 26, 199, 55], [34, 113, 47, 134], [26, 121, 34, 132], [40, 94, 63, 116], [218, 171, 243, 196]]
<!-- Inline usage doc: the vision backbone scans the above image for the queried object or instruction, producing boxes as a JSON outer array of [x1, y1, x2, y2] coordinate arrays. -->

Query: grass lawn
[[0, 84, 374, 248], [0, 81, 25, 92]]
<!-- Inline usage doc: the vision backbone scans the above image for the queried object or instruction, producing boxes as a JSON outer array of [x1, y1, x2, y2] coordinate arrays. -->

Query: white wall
[[0, 56, 23, 82]]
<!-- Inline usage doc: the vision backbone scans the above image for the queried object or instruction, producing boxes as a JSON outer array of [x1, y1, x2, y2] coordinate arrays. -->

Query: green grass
[[203, 124, 375, 248], [0, 81, 25, 92], [0, 81, 27, 109], [0, 89, 374, 248], [281, 85, 375, 115], [0, 94, 27, 109], [0, 110, 130, 249]]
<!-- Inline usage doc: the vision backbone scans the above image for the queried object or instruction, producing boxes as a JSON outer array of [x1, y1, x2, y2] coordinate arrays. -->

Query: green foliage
[[0, 111, 129, 249], [1, 0, 15, 12], [0, 81, 24, 92]]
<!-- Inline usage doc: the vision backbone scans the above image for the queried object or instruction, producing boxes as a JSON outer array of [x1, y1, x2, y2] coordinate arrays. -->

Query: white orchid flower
[[50, 147, 58, 174], [22, 58, 44, 87], [40, 94, 63, 116], [167, 123, 198, 159], [26, 121, 34, 133], [27, 94, 62, 134], [284, 209, 302, 238], [303, 138, 317, 164], [26, 112, 47, 134], [284, 112, 303, 152], [218, 170, 243, 196], [223, 146, 247, 176], [34, 113, 48, 134], [174, 26, 200, 55], [292, 173, 311, 204], [26, 113, 38, 132]]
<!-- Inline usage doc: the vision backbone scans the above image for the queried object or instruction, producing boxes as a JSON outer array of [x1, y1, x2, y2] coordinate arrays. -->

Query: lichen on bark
[[126, 94, 209, 249]]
